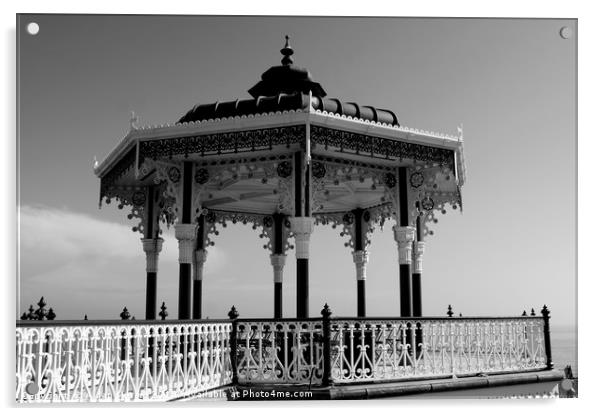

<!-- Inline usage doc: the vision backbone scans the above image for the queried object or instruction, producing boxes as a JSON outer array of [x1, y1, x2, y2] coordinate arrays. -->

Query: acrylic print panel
[[16, 14, 577, 402]]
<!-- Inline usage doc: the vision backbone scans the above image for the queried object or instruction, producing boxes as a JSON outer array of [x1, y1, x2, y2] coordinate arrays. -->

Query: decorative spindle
[[447, 305, 454, 317], [46, 308, 56, 321]]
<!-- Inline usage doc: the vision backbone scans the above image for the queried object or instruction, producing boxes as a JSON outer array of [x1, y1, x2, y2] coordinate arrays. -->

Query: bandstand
[[16, 38, 561, 403], [94, 37, 466, 321]]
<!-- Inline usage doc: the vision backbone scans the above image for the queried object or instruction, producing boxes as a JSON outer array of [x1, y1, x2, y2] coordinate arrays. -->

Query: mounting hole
[[26, 22, 40, 35], [559, 26, 572, 39]]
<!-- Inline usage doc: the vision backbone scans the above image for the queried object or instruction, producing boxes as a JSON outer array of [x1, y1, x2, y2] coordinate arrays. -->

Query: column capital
[[174, 223, 198, 240], [290, 217, 314, 259], [352, 250, 369, 281], [289, 217, 314, 235], [392, 225, 416, 243], [392, 225, 415, 265], [141, 238, 163, 273], [175, 223, 197, 264], [141, 237, 164, 254], [270, 254, 287, 283]]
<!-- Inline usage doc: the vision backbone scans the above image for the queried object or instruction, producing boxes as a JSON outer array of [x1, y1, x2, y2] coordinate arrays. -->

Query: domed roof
[[247, 35, 327, 99], [177, 37, 399, 127]]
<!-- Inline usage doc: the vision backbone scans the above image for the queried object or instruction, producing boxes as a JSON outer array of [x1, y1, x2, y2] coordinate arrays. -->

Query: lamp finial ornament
[[130, 111, 138, 130], [280, 35, 294, 66]]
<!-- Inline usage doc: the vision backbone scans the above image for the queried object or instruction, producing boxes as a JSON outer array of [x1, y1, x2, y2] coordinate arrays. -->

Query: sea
[[551, 324, 578, 376]]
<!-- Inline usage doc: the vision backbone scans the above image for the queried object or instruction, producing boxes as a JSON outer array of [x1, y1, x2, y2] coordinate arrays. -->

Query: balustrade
[[16, 309, 552, 402], [16, 320, 232, 402]]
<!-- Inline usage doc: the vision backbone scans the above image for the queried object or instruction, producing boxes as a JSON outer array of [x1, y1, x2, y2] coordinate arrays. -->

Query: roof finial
[[280, 35, 294, 66], [130, 111, 138, 130]]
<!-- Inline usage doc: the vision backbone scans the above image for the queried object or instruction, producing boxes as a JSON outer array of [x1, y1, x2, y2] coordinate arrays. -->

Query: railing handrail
[[329, 315, 544, 321], [235, 317, 324, 323], [16, 315, 544, 328], [16, 318, 232, 328]]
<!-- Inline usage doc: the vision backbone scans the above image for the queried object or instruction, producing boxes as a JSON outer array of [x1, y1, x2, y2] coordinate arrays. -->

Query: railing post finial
[[228, 305, 239, 320], [321, 303, 332, 319], [447, 305, 454, 317], [120, 307, 131, 320], [159, 302, 168, 320], [541, 305, 553, 370]]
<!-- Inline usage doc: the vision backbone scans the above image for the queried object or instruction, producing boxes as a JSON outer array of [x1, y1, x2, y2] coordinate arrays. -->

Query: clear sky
[[17, 15, 576, 328]]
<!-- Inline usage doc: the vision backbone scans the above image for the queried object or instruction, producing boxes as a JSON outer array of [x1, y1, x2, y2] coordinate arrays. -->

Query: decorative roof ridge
[[128, 108, 461, 144], [312, 109, 462, 142]]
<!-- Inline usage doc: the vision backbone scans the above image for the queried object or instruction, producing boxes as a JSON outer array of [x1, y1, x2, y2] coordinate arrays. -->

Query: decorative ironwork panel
[[99, 147, 137, 199], [138, 125, 305, 162], [235, 320, 324, 385], [328, 318, 547, 384], [16, 321, 232, 403], [311, 125, 455, 165]]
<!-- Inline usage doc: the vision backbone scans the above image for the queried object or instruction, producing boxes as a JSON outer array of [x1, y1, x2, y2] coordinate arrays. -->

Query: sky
[[17, 15, 576, 329]]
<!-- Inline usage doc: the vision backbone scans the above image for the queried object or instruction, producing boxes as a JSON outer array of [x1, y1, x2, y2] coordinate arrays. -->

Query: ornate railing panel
[[16, 321, 232, 403], [329, 318, 547, 384], [234, 319, 323, 384]]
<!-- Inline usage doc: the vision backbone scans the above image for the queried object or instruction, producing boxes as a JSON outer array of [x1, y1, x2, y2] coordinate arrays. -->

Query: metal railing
[[16, 306, 553, 402], [328, 317, 548, 383], [233, 319, 324, 385], [16, 320, 232, 403]]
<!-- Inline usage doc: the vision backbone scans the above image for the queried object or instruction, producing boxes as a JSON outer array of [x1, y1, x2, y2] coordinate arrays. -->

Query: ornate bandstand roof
[[178, 37, 398, 126], [94, 36, 466, 240]]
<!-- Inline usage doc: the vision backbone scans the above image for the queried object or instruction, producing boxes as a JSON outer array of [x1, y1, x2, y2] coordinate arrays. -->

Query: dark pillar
[[176, 162, 195, 320], [142, 186, 162, 320], [178, 265, 192, 319], [412, 213, 423, 317], [400, 265, 412, 316], [357, 280, 366, 317], [395, 167, 414, 317], [192, 215, 206, 320], [145, 272, 157, 319], [352, 208, 368, 317], [274, 282, 283, 318], [272, 213, 286, 319], [292, 152, 312, 319]]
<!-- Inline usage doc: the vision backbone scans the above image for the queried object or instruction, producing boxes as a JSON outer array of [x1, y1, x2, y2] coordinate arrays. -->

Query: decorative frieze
[[310, 125, 455, 166], [174, 223, 197, 264], [352, 250, 369, 281], [139, 125, 306, 162], [393, 225, 416, 265], [270, 254, 287, 283], [290, 217, 314, 259], [141, 238, 163, 273]]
